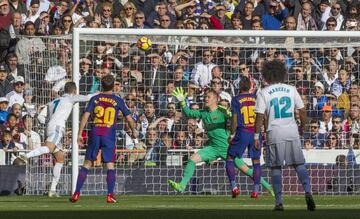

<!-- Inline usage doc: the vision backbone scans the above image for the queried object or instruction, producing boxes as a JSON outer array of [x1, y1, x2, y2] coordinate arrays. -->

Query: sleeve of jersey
[[230, 97, 238, 116], [294, 89, 305, 110], [71, 94, 96, 103], [118, 98, 131, 117], [182, 106, 202, 118], [85, 98, 95, 113], [254, 92, 266, 114]]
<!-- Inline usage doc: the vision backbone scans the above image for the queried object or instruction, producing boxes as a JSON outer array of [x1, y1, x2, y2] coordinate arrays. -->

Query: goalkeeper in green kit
[[168, 88, 274, 197]]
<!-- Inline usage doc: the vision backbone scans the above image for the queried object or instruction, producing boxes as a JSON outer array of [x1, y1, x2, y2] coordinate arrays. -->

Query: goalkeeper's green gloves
[[172, 87, 187, 108], [218, 105, 232, 118]]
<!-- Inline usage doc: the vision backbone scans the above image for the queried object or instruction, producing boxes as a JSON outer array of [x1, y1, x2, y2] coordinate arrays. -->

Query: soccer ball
[[136, 36, 152, 51]]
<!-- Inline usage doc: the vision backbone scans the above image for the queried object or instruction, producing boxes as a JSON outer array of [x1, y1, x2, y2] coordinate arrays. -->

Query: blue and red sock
[[107, 169, 116, 195], [253, 163, 261, 193], [75, 166, 89, 193], [226, 160, 237, 190]]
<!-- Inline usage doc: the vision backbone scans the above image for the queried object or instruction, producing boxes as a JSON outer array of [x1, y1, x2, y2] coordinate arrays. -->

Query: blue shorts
[[227, 131, 261, 160], [85, 135, 116, 163]]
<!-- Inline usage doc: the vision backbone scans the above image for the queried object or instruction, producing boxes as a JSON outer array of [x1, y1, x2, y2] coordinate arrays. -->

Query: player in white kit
[[253, 60, 315, 211], [20, 82, 94, 197]]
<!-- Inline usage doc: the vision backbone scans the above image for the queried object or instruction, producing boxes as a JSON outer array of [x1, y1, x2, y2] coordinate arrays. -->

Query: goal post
[[71, 28, 360, 195]]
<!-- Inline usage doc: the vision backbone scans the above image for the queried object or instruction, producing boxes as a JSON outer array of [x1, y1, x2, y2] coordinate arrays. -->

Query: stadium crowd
[[0, 0, 359, 166]]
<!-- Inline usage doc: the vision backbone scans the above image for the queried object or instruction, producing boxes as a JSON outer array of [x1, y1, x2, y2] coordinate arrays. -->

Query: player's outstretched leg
[[168, 159, 197, 193], [225, 157, 240, 198], [106, 169, 117, 203], [49, 162, 63, 198], [234, 158, 274, 197], [70, 166, 89, 203], [271, 167, 283, 211], [294, 164, 316, 211], [18, 146, 51, 163]]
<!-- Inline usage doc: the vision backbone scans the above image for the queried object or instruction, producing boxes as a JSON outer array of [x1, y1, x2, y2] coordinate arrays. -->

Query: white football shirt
[[255, 83, 304, 142], [47, 94, 94, 128]]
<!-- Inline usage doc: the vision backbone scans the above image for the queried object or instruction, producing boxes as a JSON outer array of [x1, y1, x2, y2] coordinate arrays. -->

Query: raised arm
[[172, 87, 201, 118]]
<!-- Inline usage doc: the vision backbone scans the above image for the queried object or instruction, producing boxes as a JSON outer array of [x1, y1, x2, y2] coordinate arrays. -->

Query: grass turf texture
[[0, 195, 359, 219]]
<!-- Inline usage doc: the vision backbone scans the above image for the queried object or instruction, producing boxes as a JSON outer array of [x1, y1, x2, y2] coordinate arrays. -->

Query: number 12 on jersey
[[270, 96, 293, 119]]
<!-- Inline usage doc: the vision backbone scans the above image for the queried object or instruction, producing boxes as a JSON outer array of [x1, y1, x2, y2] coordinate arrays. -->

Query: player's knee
[[83, 160, 93, 168]]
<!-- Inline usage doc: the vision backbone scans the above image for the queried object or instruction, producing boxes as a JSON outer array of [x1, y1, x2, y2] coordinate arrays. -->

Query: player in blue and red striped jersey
[[226, 76, 262, 198], [70, 75, 138, 203]]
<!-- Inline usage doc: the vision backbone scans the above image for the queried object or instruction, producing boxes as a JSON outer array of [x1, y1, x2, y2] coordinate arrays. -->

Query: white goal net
[[24, 29, 360, 196]]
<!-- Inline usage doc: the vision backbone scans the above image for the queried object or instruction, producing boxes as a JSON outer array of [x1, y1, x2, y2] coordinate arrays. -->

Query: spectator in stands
[[326, 93, 344, 118], [158, 81, 177, 116], [15, 21, 46, 65], [23, 0, 40, 23], [230, 13, 242, 30], [331, 68, 351, 98], [5, 53, 23, 82], [233, 63, 258, 94], [0, 130, 16, 165], [132, 11, 150, 29], [304, 119, 326, 148], [262, 0, 288, 30], [323, 17, 338, 31], [61, 14, 74, 34], [324, 133, 341, 149], [211, 76, 231, 103], [143, 53, 167, 94], [0, 0, 13, 29], [296, 2, 317, 31], [173, 129, 189, 149], [303, 139, 314, 150], [331, 115, 348, 148], [6, 76, 24, 107], [282, 16, 296, 30], [239, 1, 254, 30], [49, 0, 69, 24], [0, 63, 13, 97], [147, 1, 175, 28], [321, 58, 338, 92], [8, 11, 23, 38], [341, 3, 360, 31], [19, 114, 40, 150], [191, 49, 216, 88], [319, 105, 333, 134], [212, 4, 231, 29], [119, 1, 137, 28], [321, 2, 344, 31], [0, 97, 8, 124], [235, 0, 264, 17], [173, 66, 188, 88], [301, 50, 319, 81], [314, 0, 330, 29], [22, 87, 36, 117], [35, 11, 53, 36], [344, 104, 360, 137], [9, 0, 26, 14], [139, 101, 157, 138]]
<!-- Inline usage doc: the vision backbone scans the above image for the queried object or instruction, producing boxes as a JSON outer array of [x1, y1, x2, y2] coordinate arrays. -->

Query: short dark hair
[[261, 60, 287, 84], [309, 119, 320, 126], [205, 88, 219, 99], [101, 75, 115, 91], [64, 81, 77, 93], [6, 113, 17, 121], [239, 76, 251, 93]]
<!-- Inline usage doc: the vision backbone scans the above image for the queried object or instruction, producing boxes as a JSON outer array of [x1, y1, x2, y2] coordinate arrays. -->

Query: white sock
[[26, 146, 50, 159], [50, 162, 63, 192]]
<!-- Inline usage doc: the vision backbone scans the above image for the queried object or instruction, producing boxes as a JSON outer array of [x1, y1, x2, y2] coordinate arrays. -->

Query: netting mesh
[[24, 30, 360, 196]]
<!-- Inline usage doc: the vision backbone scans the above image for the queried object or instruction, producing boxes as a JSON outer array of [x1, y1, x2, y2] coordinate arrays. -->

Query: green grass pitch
[[0, 195, 359, 219]]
